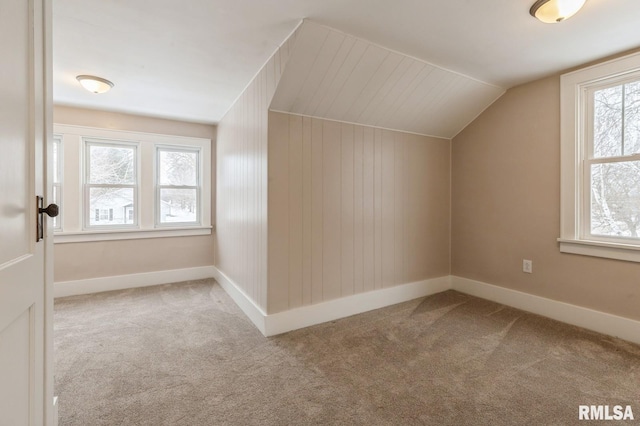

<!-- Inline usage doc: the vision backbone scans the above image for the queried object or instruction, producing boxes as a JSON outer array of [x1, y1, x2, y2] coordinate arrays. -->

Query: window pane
[[52, 184, 60, 229], [593, 85, 623, 158], [89, 187, 135, 226], [89, 144, 135, 184], [591, 161, 640, 238], [53, 139, 60, 184], [159, 150, 197, 186], [159, 188, 197, 223], [624, 81, 640, 155]]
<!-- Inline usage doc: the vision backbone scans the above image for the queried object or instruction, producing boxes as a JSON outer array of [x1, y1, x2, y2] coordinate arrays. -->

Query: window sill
[[54, 226, 213, 244], [558, 238, 640, 263]]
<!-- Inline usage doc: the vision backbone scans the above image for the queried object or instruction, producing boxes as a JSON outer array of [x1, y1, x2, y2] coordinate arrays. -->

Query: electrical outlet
[[523, 259, 533, 274]]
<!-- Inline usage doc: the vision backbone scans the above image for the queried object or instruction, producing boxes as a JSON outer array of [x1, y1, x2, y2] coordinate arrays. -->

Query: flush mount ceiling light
[[530, 0, 586, 23], [76, 75, 114, 94]]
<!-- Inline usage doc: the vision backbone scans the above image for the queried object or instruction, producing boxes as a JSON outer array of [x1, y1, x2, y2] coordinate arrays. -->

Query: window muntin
[[85, 140, 138, 228], [156, 147, 200, 226], [584, 78, 640, 243]]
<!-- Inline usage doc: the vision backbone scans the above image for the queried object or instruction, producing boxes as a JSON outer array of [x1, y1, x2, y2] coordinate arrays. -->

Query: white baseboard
[[211, 267, 268, 335], [211, 266, 451, 337], [54, 265, 216, 298], [264, 276, 451, 336], [451, 276, 640, 345]]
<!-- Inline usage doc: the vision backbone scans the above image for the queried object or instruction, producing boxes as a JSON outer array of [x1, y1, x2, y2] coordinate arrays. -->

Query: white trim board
[[212, 266, 451, 337], [211, 267, 268, 335], [451, 276, 640, 346], [54, 265, 216, 298], [265, 276, 451, 336]]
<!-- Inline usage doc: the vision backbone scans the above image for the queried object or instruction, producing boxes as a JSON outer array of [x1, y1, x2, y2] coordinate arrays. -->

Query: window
[[560, 51, 640, 262], [85, 140, 138, 228], [53, 125, 211, 243], [157, 147, 200, 226], [52, 135, 63, 230]]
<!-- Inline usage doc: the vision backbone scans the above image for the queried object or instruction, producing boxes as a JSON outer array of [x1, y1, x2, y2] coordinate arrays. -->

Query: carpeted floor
[[54, 279, 640, 425]]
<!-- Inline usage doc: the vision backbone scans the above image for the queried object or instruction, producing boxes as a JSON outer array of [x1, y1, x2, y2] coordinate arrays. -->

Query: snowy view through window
[[158, 149, 199, 224], [591, 80, 640, 238], [53, 137, 61, 229], [87, 143, 137, 226]]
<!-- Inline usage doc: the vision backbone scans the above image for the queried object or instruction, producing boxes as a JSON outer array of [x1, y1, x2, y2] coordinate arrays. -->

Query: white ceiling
[[53, 0, 640, 125]]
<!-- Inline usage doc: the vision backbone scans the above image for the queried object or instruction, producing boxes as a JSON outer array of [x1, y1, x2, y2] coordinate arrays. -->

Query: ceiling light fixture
[[76, 75, 114, 94], [530, 0, 586, 23]]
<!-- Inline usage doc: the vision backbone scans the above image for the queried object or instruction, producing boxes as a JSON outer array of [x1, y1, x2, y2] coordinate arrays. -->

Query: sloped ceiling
[[270, 21, 505, 139]]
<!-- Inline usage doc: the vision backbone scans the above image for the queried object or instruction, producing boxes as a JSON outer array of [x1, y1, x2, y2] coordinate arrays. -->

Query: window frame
[[52, 124, 212, 244], [83, 138, 140, 230], [559, 51, 640, 262], [155, 145, 202, 227]]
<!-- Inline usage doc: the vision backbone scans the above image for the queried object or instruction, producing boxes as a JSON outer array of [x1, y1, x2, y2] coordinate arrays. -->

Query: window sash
[[84, 184, 138, 229], [84, 139, 139, 229], [581, 157, 640, 244], [85, 139, 138, 185], [155, 146, 201, 227], [580, 79, 640, 245]]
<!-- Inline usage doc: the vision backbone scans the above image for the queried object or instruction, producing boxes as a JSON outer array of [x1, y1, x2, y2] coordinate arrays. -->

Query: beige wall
[[54, 106, 216, 139], [268, 112, 451, 314], [53, 106, 217, 282], [215, 32, 298, 311], [452, 74, 640, 321], [56, 237, 215, 282]]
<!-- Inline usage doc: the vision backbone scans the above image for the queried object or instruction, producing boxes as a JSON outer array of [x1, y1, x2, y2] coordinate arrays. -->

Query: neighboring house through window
[[85, 140, 138, 228]]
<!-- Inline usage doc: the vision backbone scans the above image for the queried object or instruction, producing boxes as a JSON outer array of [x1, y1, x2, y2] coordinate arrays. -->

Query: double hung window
[[587, 80, 640, 241], [560, 52, 640, 262], [85, 140, 138, 228], [52, 125, 211, 243], [157, 147, 200, 226]]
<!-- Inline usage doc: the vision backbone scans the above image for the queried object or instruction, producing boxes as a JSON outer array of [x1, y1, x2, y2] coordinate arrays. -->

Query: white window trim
[[559, 51, 640, 262], [52, 124, 212, 243]]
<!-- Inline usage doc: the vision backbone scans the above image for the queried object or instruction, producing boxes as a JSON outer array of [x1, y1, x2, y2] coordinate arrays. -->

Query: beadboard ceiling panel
[[271, 21, 505, 139]]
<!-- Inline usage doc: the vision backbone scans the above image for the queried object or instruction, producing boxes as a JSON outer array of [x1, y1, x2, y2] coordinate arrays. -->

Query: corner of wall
[[215, 22, 301, 313]]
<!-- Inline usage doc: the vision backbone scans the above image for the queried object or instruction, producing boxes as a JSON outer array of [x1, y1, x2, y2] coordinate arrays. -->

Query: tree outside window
[[85, 141, 138, 228], [589, 80, 640, 239], [156, 147, 200, 225]]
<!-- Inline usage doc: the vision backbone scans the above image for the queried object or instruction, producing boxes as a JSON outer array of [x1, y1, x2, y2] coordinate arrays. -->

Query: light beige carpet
[[54, 279, 640, 425]]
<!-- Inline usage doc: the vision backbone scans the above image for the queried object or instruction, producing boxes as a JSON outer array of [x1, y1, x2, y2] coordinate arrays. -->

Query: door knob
[[39, 203, 59, 218], [36, 196, 60, 242]]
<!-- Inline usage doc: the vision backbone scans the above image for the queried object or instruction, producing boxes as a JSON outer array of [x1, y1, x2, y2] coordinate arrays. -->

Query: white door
[[0, 0, 53, 425]]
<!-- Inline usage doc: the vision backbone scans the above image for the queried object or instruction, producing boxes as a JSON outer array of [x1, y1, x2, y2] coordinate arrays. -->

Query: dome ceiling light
[[530, 0, 587, 23], [76, 75, 114, 94]]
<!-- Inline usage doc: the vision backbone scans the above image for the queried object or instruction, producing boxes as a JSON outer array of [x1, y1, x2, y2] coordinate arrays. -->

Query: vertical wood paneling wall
[[215, 33, 297, 311], [268, 111, 451, 314]]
